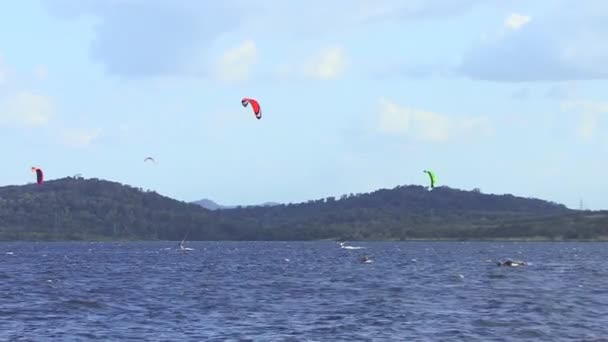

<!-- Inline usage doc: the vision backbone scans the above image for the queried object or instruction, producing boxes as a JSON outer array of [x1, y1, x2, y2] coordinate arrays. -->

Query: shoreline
[[2, 237, 608, 243]]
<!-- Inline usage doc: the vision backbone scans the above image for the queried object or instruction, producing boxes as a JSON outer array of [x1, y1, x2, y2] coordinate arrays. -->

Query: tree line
[[0, 178, 605, 241]]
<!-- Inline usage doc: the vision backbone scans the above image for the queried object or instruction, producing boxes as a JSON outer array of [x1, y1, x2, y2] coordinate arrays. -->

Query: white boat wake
[[338, 242, 365, 250]]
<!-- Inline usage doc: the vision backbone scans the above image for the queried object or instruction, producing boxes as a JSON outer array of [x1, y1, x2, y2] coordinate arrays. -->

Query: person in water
[[361, 255, 372, 263], [497, 259, 526, 266]]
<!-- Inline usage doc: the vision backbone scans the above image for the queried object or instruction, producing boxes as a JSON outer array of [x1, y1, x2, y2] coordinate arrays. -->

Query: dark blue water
[[1, 241, 607, 341]]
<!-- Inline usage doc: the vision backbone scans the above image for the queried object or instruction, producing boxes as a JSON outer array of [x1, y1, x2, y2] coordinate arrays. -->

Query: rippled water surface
[[1, 241, 607, 341]]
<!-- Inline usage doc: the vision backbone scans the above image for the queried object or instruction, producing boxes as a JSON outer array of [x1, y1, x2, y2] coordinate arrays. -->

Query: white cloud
[[576, 112, 598, 141], [0, 54, 10, 85], [460, 3, 608, 82], [33, 65, 48, 81], [377, 98, 493, 143], [505, 13, 531, 30], [215, 39, 257, 82], [42, 1, 482, 78], [561, 100, 608, 141], [59, 128, 102, 148], [303, 46, 348, 80], [275, 46, 349, 81], [561, 100, 608, 114], [0, 91, 54, 126]]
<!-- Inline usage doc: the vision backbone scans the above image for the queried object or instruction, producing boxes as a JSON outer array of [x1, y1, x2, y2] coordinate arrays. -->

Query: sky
[[0, 0, 607, 209]]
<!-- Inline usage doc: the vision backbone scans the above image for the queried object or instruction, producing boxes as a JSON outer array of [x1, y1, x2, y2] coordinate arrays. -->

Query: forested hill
[[0, 178, 239, 241], [0, 178, 606, 241], [218, 185, 586, 240], [227, 185, 570, 216]]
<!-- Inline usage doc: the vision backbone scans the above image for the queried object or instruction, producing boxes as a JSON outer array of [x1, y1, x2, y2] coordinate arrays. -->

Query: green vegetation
[[0, 178, 606, 241]]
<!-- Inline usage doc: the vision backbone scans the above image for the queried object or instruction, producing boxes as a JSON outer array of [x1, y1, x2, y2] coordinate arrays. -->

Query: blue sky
[[1, 0, 607, 209]]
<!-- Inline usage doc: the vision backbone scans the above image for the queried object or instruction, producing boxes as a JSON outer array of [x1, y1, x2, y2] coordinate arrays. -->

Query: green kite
[[423, 170, 437, 189]]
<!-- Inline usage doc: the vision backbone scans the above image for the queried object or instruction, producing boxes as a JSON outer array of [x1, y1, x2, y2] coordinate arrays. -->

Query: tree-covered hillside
[[0, 178, 606, 241], [0, 178, 243, 241]]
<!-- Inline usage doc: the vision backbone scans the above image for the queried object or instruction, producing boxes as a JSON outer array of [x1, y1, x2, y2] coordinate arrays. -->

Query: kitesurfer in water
[[361, 255, 373, 263], [497, 259, 526, 267]]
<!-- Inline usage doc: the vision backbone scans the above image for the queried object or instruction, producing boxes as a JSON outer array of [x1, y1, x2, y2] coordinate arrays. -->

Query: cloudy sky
[[1, 0, 607, 209]]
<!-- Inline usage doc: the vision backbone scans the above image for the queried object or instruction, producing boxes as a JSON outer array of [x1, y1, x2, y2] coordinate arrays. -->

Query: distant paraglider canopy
[[144, 157, 156, 164], [31, 167, 44, 185], [423, 170, 437, 189], [241, 97, 261, 119]]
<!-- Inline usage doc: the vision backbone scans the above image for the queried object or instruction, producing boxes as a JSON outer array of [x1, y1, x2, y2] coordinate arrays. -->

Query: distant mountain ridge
[[192, 199, 230, 210], [0, 178, 606, 241], [192, 198, 280, 210]]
